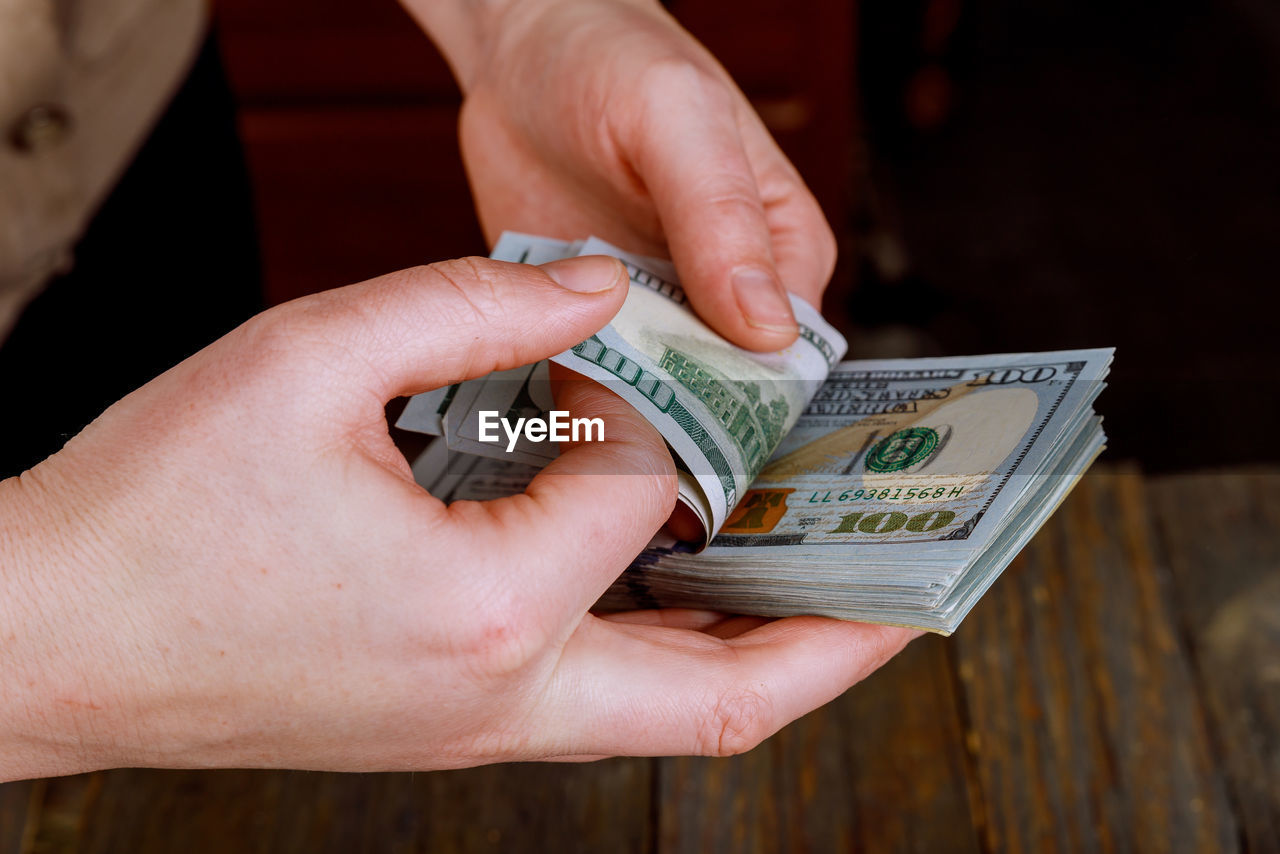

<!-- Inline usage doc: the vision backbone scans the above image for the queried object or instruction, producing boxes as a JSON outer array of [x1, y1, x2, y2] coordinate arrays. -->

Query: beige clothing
[[0, 0, 206, 339]]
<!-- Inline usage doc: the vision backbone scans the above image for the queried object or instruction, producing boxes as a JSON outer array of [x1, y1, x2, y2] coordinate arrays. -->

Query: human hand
[[0, 255, 913, 783], [405, 0, 838, 351]]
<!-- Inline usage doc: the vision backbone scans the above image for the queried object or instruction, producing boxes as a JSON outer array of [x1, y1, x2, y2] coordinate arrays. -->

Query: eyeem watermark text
[[477, 410, 604, 453]]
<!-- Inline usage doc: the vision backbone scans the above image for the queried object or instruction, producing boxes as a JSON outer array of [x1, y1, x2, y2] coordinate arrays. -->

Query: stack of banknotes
[[398, 233, 1112, 634]]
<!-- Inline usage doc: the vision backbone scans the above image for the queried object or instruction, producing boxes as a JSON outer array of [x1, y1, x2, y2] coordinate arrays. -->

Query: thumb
[[277, 254, 629, 400]]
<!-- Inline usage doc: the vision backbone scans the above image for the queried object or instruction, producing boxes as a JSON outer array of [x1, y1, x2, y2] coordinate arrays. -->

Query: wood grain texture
[[216, 0, 858, 307], [0, 780, 37, 854], [214, 0, 458, 103], [1150, 472, 1280, 851], [952, 468, 1238, 852], [656, 636, 981, 853], [65, 760, 651, 854]]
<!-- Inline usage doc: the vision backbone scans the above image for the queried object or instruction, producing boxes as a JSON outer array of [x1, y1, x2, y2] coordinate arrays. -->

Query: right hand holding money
[[404, 0, 835, 351], [0, 255, 916, 783]]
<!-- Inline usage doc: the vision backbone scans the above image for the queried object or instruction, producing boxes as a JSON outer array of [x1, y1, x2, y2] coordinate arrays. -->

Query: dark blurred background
[[209, 0, 1279, 472], [11, 0, 1269, 477], [850, 0, 1280, 472]]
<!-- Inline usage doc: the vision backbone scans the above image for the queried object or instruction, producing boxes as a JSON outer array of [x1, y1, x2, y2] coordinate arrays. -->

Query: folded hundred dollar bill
[[398, 233, 1111, 634]]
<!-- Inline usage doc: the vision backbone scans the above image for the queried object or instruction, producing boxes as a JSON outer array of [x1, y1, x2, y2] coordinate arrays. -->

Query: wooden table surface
[[2, 467, 1277, 853]]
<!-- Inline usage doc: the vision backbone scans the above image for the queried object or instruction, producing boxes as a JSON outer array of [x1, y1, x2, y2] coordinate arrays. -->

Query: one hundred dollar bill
[[399, 233, 847, 543], [703, 348, 1112, 556], [547, 238, 846, 540], [395, 233, 1110, 633], [414, 348, 1111, 634]]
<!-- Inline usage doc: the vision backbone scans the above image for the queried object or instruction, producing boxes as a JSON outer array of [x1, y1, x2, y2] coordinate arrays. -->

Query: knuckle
[[695, 687, 775, 757], [632, 59, 736, 131], [815, 215, 837, 259], [637, 58, 722, 103], [223, 302, 326, 386], [702, 188, 765, 223], [420, 259, 523, 374], [815, 221, 838, 281], [235, 305, 303, 365], [424, 261, 496, 324], [456, 589, 550, 681], [234, 295, 374, 391], [428, 257, 507, 300]]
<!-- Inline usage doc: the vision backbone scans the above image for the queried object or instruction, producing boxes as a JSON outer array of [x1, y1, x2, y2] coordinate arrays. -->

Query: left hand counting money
[[0, 254, 914, 782]]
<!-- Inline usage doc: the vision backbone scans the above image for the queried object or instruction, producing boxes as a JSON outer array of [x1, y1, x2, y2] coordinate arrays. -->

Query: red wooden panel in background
[[237, 107, 484, 303], [215, 0, 458, 103], [215, 0, 856, 304]]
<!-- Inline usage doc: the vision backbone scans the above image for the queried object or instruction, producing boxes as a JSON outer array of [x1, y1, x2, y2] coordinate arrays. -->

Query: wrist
[[399, 0, 520, 92], [0, 461, 131, 781], [401, 0, 663, 93]]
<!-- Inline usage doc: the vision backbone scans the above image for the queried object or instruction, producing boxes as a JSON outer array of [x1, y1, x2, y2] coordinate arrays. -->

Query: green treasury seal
[[865, 427, 941, 473]]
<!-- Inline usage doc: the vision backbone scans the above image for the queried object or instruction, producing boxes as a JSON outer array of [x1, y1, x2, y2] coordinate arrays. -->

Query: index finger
[[629, 65, 800, 352]]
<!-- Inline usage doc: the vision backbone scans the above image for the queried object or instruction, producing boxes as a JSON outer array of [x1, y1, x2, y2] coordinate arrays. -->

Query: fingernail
[[732, 267, 797, 333], [540, 255, 626, 293]]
